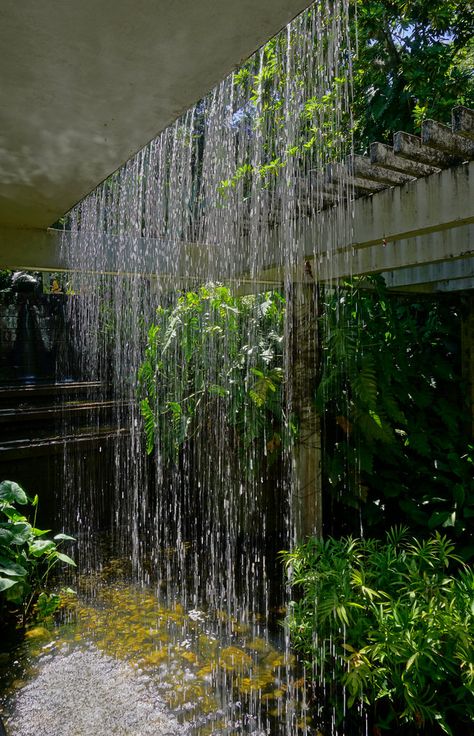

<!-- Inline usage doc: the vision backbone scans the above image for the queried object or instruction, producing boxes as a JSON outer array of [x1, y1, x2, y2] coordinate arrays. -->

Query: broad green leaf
[[29, 539, 56, 557], [428, 511, 451, 529], [0, 576, 18, 592], [55, 552, 76, 567], [53, 533, 76, 542], [0, 556, 27, 577], [5, 579, 29, 603], [0, 481, 28, 505], [453, 484, 465, 507], [1, 506, 26, 522], [8, 522, 32, 545], [0, 528, 14, 545]]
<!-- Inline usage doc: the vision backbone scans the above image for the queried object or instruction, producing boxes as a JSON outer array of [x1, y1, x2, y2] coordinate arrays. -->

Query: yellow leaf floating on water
[[219, 646, 253, 670], [13, 578, 301, 734], [264, 651, 295, 669], [197, 634, 219, 658], [24, 627, 50, 640], [197, 664, 215, 678], [238, 673, 274, 693], [246, 637, 270, 653], [181, 650, 198, 664], [231, 620, 250, 635], [141, 649, 168, 667], [272, 688, 285, 699]]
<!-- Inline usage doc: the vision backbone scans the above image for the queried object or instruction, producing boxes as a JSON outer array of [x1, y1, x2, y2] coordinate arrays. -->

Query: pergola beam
[[381, 257, 474, 290], [312, 224, 473, 282], [1, 160, 472, 293], [452, 106, 474, 141]]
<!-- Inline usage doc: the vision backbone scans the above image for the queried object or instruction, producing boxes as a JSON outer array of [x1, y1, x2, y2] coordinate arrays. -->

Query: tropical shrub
[[317, 277, 473, 556], [138, 285, 286, 462], [283, 529, 474, 735], [0, 480, 75, 626]]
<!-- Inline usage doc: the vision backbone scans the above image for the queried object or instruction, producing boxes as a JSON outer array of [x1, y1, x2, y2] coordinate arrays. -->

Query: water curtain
[[60, 2, 354, 732]]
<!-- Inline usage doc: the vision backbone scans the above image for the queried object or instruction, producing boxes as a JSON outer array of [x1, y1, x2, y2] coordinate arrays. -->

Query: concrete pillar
[[289, 268, 322, 541], [461, 294, 474, 438]]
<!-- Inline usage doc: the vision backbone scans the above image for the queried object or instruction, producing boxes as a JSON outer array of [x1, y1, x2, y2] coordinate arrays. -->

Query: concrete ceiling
[[0, 0, 311, 231]]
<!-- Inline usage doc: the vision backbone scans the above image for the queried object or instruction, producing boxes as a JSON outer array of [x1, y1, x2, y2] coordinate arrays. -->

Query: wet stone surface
[[7, 647, 185, 736]]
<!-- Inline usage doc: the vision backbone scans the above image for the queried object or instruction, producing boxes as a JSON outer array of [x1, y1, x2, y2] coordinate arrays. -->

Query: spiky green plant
[[283, 529, 474, 734]]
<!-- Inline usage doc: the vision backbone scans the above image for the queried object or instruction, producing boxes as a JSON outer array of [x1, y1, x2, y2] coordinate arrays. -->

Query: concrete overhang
[[2, 161, 473, 296], [0, 0, 311, 232]]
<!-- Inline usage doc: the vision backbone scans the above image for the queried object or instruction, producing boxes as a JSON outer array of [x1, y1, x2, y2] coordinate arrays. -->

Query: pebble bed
[[7, 647, 186, 736]]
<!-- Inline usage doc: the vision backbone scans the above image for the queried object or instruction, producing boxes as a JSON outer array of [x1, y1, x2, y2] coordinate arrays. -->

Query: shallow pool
[[0, 565, 313, 735]]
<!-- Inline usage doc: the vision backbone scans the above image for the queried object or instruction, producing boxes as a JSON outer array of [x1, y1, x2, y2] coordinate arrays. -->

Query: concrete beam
[[435, 277, 474, 292], [393, 131, 461, 168], [422, 119, 474, 159], [315, 224, 473, 281], [313, 160, 474, 255], [0, 228, 63, 271], [347, 154, 414, 186], [381, 257, 474, 290], [453, 106, 474, 141], [254, 224, 473, 286], [2, 161, 472, 291], [244, 161, 474, 281], [0, 227, 228, 285], [369, 142, 439, 177]]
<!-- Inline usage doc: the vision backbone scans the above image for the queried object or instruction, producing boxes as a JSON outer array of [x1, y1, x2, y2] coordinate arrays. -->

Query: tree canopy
[[352, 0, 474, 149]]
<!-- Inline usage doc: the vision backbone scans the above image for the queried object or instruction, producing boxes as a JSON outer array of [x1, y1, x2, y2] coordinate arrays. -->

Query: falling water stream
[[1, 2, 355, 734]]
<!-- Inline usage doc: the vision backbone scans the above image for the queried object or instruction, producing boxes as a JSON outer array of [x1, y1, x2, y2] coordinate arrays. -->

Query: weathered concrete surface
[[246, 161, 474, 287], [381, 257, 474, 291], [316, 223, 474, 281], [1, 159, 472, 293], [313, 159, 474, 253], [0, 0, 311, 231], [0, 228, 62, 271]]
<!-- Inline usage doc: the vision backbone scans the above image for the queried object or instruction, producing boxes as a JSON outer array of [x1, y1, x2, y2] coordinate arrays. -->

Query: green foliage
[[0, 270, 12, 290], [352, 0, 474, 149], [0, 481, 76, 624], [283, 531, 474, 734], [217, 8, 353, 197], [223, 0, 473, 190], [317, 278, 473, 554], [138, 285, 285, 462]]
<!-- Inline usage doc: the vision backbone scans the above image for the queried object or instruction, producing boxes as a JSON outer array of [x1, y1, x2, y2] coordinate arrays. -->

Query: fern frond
[[353, 357, 377, 411]]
